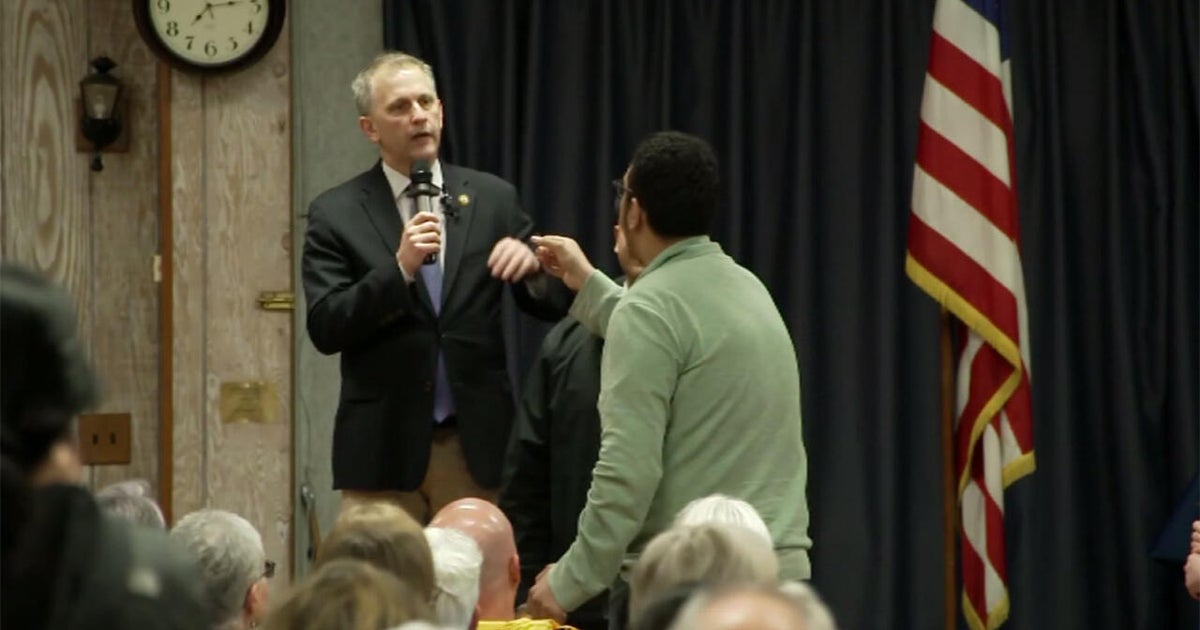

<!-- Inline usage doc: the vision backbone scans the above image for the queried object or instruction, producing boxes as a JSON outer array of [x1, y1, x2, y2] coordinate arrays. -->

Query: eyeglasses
[[611, 178, 633, 216], [262, 559, 276, 580]]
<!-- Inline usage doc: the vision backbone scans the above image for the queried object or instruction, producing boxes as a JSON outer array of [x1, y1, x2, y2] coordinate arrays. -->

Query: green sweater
[[546, 236, 811, 611]]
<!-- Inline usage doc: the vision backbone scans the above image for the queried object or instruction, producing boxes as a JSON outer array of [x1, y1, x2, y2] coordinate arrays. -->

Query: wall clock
[[133, 0, 286, 74]]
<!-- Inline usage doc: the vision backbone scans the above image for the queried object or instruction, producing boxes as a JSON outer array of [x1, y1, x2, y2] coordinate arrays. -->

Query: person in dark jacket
[[1, 263, 209, 629], [499, 314, 609, 630]]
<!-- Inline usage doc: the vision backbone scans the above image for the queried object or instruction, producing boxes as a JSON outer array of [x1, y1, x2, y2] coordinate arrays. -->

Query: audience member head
[[319, 501, 436, 602], [614, 131, 718, 275], [628, 524, 779, 621], [171, 509, 271, 629], [429, 498, 521, 620], [96, 479, 166, 529], [423, 526, 483, 628], [264, 558, 432, 630], [674, 494, 772, 545], [1, 264, 96, 494], [778, 580, 838, 630], [668, 585, 811, 630], [629, 581, 704, 630], [1, 265, 210, 630], [388, 623, 454, 630]]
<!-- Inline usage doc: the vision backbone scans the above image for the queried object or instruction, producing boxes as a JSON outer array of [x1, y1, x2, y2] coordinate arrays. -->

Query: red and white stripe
[[906, 1, 1036, 629]]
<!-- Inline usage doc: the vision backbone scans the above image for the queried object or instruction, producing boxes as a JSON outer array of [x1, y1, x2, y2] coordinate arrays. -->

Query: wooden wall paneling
[[87, 0, 161, 493], [1, 0, 92, 343], [203, 24, 293, 581], [170, 69, 206, 523], [2, 0, 98, 488], [157, 59, 174, 523]]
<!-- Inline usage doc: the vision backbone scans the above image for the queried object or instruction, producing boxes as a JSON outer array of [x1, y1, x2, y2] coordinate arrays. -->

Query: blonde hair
[[319, 501, 436, 601], [263, 559, 432, 630], [629, 524, 779, 621], [352, 51, 438, 115]]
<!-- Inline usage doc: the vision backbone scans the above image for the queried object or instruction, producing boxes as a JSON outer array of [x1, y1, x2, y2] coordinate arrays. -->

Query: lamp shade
[[79, 57, 120, 120]]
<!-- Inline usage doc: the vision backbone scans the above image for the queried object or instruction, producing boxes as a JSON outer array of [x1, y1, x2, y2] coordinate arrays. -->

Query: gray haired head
[[96, 479, 166, 529], [778, 580, 838, 630], [423, 526, 482, 629], [673, 494, 773, 545], [170, 509, 265, 627]]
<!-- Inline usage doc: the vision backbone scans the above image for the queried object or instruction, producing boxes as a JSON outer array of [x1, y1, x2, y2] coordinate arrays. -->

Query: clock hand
[[190, 2, 215, 25], [211, 0, 242, 6]]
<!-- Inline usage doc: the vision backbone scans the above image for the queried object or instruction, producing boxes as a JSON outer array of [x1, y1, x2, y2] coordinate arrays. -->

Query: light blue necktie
[[418, 222, 455, 424]]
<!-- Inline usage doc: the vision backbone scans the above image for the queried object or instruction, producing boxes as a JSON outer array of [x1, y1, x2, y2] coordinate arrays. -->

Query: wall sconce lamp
[[79, 56, 123, 172]]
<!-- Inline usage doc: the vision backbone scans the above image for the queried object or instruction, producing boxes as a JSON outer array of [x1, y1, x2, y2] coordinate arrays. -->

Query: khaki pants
[[340, 425, 497, 523]]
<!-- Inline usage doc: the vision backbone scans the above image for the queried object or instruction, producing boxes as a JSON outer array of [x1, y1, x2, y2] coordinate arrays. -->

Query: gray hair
[[96, 479, 166, 529], [629, 524, 779, 621], [423, 527, 481, 628], [170, 509, 265, 628], [778, 580, 838, 630], [674, 494, 773, 545], [667, 584, 811, 630], [352, 51, 438, 116]]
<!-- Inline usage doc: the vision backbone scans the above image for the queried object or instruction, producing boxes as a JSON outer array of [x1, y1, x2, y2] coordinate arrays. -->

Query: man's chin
[[410, 142, 439, 163]]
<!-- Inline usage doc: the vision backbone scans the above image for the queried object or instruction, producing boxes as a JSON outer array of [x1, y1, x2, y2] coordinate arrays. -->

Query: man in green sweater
[[525, 132, 811, 625]]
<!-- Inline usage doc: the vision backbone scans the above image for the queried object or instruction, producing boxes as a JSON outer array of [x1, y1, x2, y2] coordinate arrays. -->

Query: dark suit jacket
[[499, 316, 609, 629], [302, 161, 565, 492]]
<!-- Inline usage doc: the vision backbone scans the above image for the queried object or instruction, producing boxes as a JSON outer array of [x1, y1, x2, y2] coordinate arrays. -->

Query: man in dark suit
[[499, 315, 607, 629], [302, 51, 564, 522]]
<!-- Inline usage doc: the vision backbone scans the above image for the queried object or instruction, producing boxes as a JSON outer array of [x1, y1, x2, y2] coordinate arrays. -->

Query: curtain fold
[[385, 1, 1198, 627]]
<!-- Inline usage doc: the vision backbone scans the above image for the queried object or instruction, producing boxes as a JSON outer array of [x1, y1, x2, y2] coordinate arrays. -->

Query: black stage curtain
[[384, 1, 1198, 628]]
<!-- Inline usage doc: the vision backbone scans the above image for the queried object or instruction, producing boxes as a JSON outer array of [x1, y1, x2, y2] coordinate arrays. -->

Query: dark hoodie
[[1, 264, 210, 629]]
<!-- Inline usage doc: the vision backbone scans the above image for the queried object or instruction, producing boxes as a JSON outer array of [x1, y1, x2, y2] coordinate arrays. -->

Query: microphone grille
[[411, 159, 433, 184]]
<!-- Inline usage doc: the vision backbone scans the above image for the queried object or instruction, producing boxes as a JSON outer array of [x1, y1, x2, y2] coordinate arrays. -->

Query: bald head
[[670, 588, 810, 630], [429, 499, 520, 620]]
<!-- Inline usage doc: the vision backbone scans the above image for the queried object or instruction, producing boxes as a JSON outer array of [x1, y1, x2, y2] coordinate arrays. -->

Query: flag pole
[[940, 306, 957, 630]]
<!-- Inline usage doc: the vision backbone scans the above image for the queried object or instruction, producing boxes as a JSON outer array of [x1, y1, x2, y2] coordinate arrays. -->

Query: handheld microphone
[[408, 159, 441, 265]]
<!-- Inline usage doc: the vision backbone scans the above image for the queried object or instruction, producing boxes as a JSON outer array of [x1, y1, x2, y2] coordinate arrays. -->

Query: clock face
[[146, 0, 271, 67]]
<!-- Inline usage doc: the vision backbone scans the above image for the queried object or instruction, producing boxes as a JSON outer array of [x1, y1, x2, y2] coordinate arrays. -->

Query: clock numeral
[[185, 35, 194, 50], [165, 20, 179, 36], [247, 21, 255, 34], [250, 0, 263, 14], [156, 0, 170, 12], [204, 41, 218, 57], [228, 37, 239, 52]]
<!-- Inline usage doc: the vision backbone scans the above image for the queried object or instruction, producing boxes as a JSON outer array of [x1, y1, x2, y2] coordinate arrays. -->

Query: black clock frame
[[132, 0, 287, 75]]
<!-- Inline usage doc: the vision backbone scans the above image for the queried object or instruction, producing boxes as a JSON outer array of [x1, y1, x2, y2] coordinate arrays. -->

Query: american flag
[[906, 1, 1036, 629]]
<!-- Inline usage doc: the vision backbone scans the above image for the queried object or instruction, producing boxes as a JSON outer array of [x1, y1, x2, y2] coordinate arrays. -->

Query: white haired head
[[629, 524, 779, 621], [778, 580, 838, 630], [674, 494, 773, 545], [96, 479, 166, 529], [667, 584, 813, 630], [170, 509, 266, 627], [423, 526, 482, 629]]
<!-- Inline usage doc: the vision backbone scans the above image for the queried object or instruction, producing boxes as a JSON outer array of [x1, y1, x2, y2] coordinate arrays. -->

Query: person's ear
[[245, 579, 269, 621], [628, 199, 645, 231], [509, 553, 521, 587], [359, 116, 378, 142]]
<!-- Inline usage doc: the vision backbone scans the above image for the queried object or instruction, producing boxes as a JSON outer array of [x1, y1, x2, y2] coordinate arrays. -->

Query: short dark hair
[[627, 131, 719, 238]]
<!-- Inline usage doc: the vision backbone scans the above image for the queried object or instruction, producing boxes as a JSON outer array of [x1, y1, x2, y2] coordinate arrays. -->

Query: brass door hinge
[[257, 291, 294, 311]]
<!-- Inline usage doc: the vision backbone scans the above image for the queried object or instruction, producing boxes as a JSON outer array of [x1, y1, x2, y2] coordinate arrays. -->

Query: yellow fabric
[[475, 618, 577, 630]]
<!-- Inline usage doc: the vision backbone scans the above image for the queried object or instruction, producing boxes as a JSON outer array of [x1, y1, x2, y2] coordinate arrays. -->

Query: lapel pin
[[457, 193, 470, 207]]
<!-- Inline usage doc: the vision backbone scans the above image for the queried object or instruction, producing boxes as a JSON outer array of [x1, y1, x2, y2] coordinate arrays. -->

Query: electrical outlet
[[77, 413, 132, 465]]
